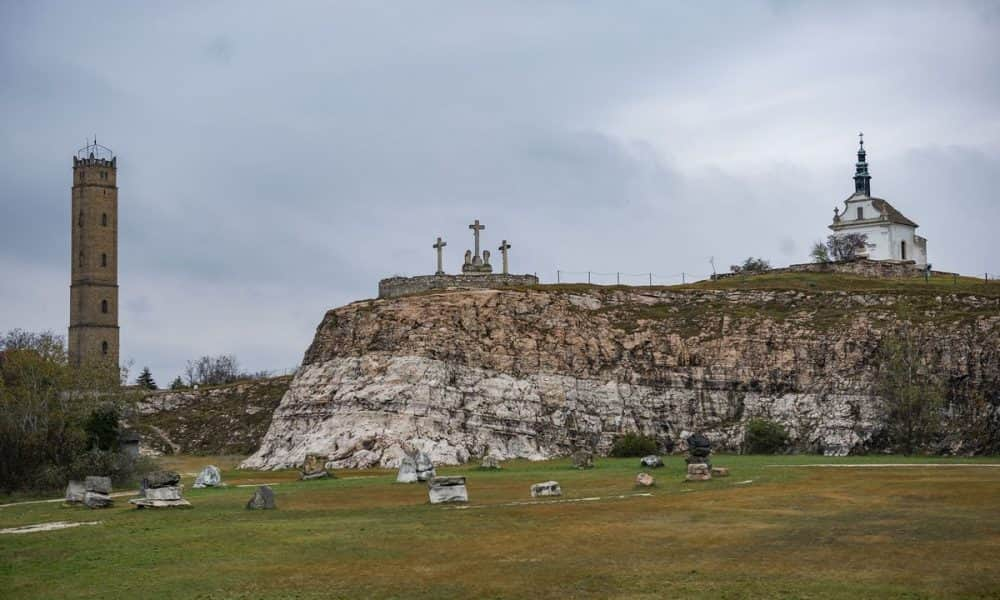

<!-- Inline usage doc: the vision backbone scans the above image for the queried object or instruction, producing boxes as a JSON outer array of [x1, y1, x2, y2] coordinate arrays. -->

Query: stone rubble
[[686, 463, 712, 482]]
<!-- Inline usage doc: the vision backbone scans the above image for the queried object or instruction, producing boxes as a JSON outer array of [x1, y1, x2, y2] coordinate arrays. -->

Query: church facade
[[829, 135, 927, 267]]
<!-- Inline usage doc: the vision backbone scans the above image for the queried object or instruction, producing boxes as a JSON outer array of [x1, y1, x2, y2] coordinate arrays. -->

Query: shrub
[[744, 419, 789, 454], [84, 405, 121, 451], [609, 432, 659, 457]]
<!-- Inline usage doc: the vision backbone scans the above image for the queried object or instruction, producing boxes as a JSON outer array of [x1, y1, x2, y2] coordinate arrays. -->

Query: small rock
[[428, 476, 468, 504], [142, 470, 181, 489], [711, 467, 729, 477], [193, 465, 222, 488], [65, 481, 86, 504], [530, 481, 562, 497], [83, 491, 114, 509], [635, 472, 655, 487], [571, 450, 594, 469], [480, 455, 502, 470], [130, 497, 192, 509], [396, 455, 418, 483], [685, 463, 711, 482], [84, 476, 112, 495], [299, 454, 330, 480], [640, 455, 664, 468], [246, 486, 276, 510]]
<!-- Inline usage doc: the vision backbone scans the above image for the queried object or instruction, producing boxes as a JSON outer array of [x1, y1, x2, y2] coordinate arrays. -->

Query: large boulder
[[571, 450, 594, 470], [428, 476, 468, 504], [396, 454, 418, 483], [246, 486, 276, 510], [143, 486, 183, 501], [530, 481, 562, 498], [414, 452, 436, 482], [685, 463, 711, 482], [142, 470, 181, 489], [193, 465, 223, 488], [83, 491, 114, 509], [65, 481, 86, 504], [84, 476, 112, 495], [640, 455, 664, 468], [300, 453, 330, 480]]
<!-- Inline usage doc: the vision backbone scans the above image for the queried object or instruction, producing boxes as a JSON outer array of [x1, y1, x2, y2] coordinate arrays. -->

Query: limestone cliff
[[242, 284, 1000, 470]]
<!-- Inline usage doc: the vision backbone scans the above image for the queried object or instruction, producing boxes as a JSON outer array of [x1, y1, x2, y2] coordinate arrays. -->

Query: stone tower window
[[101, 253, 107, 267], [101, 299, 108, 314], [102, 213, 108, 226], [78, 211, 84, 227], [102, 341, 108, 355], [78, 251, 84, 267]]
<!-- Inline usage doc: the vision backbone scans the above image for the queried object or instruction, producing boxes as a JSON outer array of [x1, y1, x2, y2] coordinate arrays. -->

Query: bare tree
[[184, 354, 241, 387], [827, 233, 868, 261]]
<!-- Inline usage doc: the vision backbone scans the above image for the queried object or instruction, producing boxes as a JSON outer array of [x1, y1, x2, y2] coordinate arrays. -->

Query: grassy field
[[2, 455, 1000, 599]]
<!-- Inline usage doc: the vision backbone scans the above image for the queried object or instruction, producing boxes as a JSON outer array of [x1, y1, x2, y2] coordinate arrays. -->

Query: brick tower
[[69, 139, 119, 373]]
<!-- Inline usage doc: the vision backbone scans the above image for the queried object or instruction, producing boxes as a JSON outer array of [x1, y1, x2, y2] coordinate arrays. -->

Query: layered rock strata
[[242, 287, 1000, 470]]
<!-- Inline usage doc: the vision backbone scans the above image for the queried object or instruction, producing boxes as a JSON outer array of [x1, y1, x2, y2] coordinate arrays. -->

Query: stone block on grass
[[429, 476, 468, 504], [246, 485, 276, 510], [530, 481, 562, 497]]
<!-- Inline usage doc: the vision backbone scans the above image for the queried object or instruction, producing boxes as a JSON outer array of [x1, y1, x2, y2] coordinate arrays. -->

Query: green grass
[[3, 454, 1000, 599]]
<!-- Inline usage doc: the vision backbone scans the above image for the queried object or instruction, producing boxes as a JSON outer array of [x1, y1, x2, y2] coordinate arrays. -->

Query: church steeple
[[853, 132, 871, 196]]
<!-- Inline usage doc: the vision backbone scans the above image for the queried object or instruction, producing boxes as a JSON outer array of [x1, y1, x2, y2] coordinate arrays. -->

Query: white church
[[829, 134, 927, 267]]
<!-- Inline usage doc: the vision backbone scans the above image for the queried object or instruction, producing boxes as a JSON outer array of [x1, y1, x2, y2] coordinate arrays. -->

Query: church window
[[901, 240, 907, 260], [101, 253, 107, 267], [102, 213, 108, 226], [102, 341, 108, 355], [101, 299, 108, 314], [857, 207, 863, 220]]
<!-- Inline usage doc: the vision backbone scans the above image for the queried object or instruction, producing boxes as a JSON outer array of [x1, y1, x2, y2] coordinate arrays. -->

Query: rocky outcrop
[[242, 286, 1000, 470], [132, 376, 290, 455]]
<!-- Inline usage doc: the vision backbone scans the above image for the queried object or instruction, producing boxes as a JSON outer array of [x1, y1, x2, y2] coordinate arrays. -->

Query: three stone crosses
[[433, 219, 513, 276]]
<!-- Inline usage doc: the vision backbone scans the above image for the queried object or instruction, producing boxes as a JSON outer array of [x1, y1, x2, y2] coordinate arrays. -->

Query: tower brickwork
[[69, 141, 119, 372]]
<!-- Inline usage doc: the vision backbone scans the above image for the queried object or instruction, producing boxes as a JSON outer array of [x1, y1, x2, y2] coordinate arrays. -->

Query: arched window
[[101, 299, 108, 314], [101, 341, 109, 355], [78, 211, 84, 227], [101, 253, 107, 267], [102, 213, 108, 226]]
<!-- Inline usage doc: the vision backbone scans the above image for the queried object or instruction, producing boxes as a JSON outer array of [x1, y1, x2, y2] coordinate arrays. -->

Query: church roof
[[871, 197, 918, 227]]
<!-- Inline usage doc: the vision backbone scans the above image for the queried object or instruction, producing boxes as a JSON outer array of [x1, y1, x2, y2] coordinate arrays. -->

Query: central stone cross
[[432, 237, 447, 275], [468, 219, 485, 259]]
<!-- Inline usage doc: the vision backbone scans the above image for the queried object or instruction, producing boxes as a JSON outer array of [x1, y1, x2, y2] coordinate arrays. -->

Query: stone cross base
[[378, 273, 539, 299], [461, 263, 494, 274]]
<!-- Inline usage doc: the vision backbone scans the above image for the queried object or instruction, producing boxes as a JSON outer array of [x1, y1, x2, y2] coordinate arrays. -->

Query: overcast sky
[[1, 1, 998, 384]]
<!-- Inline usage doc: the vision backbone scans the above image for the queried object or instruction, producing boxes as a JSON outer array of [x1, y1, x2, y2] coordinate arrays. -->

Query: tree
[[810, 241, 830, 263], [826, 233, 868, 261], [730, 257, 771, 274], [184, 354, 241, 387], [877, 314, 944, 454], [135, 367, 157, 390], [84, 404, 120, 451], [169, 376, 186, 390]]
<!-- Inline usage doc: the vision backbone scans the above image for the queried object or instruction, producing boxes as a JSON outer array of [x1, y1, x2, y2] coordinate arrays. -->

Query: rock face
[[241, 287, 1000, 470], [246, 486, 276, 510], [193, 465, 223, 488], [530, 481, 562, 497], [428, 476, 468, 504]]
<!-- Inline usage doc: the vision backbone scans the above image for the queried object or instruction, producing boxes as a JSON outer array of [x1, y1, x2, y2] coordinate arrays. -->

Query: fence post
[[617, 272, 620, 285], [557, 270, 560, 284], [648, 273, 652, 287], [588, 271, 591, 284], [682, 272, 686, 284]]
